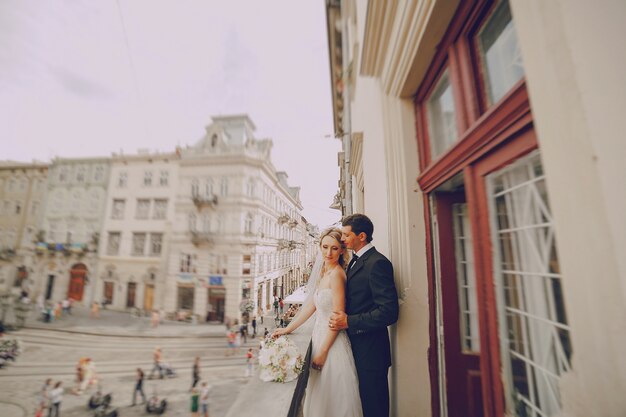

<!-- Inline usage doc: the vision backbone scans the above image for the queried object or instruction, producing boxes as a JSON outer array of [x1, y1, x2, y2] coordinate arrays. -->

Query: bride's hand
[[311, 352, 328, 371], [271, 327, 289, 339]]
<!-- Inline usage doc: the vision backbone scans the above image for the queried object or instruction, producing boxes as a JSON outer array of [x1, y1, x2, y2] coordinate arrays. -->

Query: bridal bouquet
[[258, 336, 304, 383]]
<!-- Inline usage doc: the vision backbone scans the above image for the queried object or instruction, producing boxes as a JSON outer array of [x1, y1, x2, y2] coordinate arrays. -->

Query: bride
[[272, 228, 363, 417]]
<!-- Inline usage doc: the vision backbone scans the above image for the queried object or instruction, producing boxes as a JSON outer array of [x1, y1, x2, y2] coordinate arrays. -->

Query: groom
[[330, 213, 399, 417]]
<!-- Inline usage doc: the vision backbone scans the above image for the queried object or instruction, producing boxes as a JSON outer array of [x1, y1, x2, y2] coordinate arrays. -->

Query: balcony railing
[[191, 230, 214, 246], [35, 242, 91, 257], [287, 219, 298, 228], [191, 191, 218, 208]]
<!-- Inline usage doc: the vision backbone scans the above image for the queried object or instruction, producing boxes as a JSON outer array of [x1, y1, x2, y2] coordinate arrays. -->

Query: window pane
[[427, 71, 458, 159], [132, 233, 146, 256], [488, 152, 571, 416], [136, 199, 150, 219], [452, 203, 480, 352], [107, 232, 120, 255], [150, 233, 162, 256], [153, 199, 167, 219], [478, 0, 525, 104]]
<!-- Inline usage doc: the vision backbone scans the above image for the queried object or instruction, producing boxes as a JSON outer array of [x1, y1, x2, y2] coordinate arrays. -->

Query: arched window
[[245, 213, 253, 234], [220, 178, 229, 196], [216, 215, 223, 233], [188, 213, 197, 231], [247, 179, 255, 197], [203, 214, 211, 232]]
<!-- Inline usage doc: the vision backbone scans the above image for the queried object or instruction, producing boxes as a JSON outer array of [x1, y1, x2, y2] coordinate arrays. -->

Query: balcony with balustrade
[[190, 230, 214, 246], [191, 190, 218, 208]]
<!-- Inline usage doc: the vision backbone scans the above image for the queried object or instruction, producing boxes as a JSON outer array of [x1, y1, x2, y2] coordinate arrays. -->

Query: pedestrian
[[190, 387, 200, 417], [149, 347, 163, 379], [36, 295, 44, 312], [200, 382, 210, 417], [54, 302, 62, 320], [251, 316, 257, 338], [61, 299, 69, 315], [245, 348, 253, 377], [37, 378, 52, 416], [258, 309, 264, 324], [239, 323, 247, 344], [48, 381, 63, 417], [132, 368, 146, 406], [225, 330, 236, 357], [150, 310, 160, 328], [263, 327, 269, 338], [90, 301, 99, 319], [72, 359, 83, 394], [278, 297, 284, 314], [273, 297, 279, 316], [205, 302, 213, 322], [79, 357, 97, 393], [67, 298, 73, 315], [191, 357, 200, 390]]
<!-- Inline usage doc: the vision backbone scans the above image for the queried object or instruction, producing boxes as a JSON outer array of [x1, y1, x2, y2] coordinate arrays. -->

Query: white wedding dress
[[302, 288, 363, 417]]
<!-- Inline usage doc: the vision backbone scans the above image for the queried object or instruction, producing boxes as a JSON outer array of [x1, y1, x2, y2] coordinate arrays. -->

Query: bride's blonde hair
[[319, 228, 348, 276]]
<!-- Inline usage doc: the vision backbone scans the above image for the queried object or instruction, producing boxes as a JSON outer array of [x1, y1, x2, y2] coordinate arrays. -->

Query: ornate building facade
[[34, 158, 110, 304], [1, 115, 316, 325], [0, 161, 48, 293], [168, 115, 307, 322], [93, 151, 178, 311]]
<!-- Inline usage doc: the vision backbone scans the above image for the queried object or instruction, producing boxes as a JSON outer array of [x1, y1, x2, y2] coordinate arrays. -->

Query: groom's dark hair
[[341, 213, 374, 243]]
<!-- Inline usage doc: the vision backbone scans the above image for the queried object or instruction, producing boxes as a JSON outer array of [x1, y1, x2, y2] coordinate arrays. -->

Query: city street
[[0, 307, 272, 417]]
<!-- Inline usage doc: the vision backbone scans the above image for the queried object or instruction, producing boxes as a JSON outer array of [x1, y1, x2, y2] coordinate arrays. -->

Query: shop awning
[[283, 285, 308, 304]]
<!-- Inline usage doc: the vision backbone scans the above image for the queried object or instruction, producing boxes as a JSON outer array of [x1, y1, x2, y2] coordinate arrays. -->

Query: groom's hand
[[329, 311, 348, 330]]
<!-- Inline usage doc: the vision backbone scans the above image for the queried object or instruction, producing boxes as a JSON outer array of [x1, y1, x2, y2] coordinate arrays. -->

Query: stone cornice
[[379, 0, 459, 98], [360, 0, 398, 78], [349, 132, 364, 192]]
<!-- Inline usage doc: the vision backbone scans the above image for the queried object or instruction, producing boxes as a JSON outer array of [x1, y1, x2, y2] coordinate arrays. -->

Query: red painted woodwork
[[418, 79, 531, 192], [423, 196, 441, 417], [67, 264, 87, 302], [469, 129, 538, 416], [414, 1, 539, 416], [435, 191, 484, 417]]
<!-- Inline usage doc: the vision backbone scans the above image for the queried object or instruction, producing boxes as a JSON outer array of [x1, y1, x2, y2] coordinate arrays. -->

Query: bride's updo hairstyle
[[319, 227, 348, 269]]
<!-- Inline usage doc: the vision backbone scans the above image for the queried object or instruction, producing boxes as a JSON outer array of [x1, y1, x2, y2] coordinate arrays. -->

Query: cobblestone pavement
[[0, 307, 274, 417]]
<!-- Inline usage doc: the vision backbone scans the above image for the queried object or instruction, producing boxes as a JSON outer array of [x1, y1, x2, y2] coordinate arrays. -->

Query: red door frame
[[414, 1, 537, 415], [436, 191, 483, 417], [68, 263, 87, 302], [467, 127, 539, 417]]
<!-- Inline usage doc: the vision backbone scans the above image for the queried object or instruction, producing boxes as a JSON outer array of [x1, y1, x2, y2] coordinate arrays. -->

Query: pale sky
[[0, 0, 342, 229]]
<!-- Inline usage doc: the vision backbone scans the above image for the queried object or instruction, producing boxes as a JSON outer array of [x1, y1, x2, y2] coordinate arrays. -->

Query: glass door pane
[[452, 203, 480, 352], [487, 152, 572, 417]]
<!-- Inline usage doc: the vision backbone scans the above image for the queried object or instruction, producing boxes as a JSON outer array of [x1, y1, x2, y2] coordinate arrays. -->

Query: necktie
[[348, 254, 358, 269]]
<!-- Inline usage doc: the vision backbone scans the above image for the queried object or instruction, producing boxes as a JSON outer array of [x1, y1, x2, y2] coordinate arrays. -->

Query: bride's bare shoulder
[[330, 266, 347, 282]]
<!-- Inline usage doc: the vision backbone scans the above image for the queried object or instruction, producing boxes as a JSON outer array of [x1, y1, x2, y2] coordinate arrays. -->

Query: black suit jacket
[[346, 247, 399, 371]]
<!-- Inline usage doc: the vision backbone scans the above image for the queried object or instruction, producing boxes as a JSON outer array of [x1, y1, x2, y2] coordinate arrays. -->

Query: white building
[[167, 115, 305, 323], [34, 158, 109, 304], [94, 151, 178, 312], [0, 161, 48, 293]]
